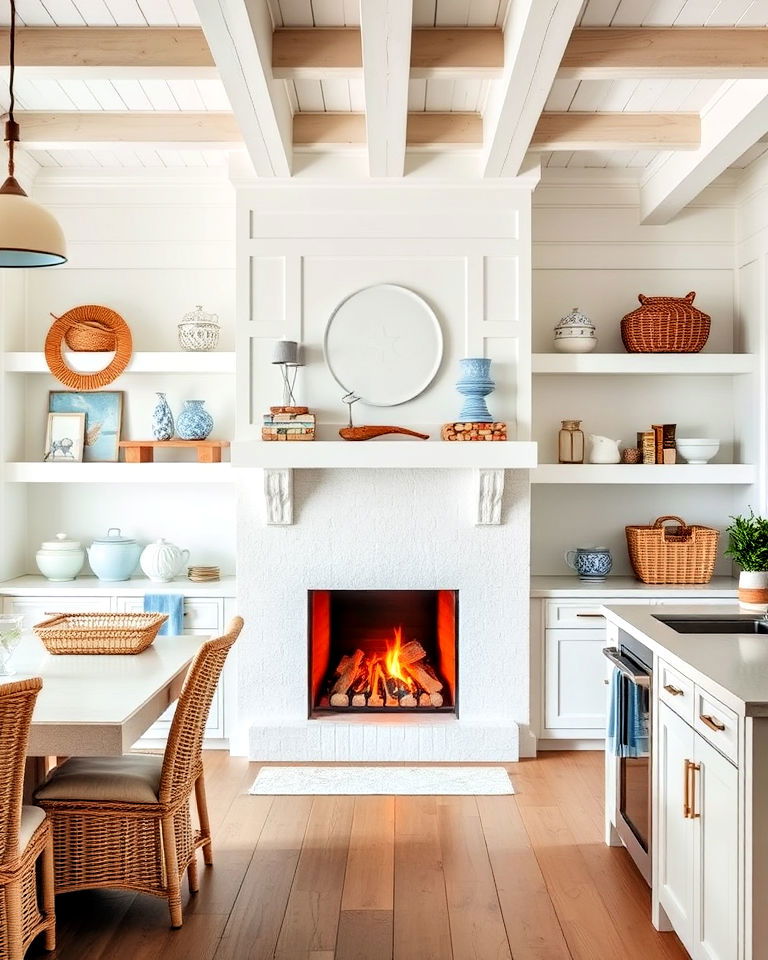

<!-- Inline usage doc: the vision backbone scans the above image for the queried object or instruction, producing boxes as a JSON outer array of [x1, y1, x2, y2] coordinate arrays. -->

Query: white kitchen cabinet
[[658, 702, 696, 953], [657, 702, 739, 960], [3, 595, 112, 626], [545, 628, 607, 730]]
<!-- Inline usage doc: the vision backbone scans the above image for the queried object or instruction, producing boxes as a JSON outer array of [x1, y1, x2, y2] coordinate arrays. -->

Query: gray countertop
[[531, 576, 738, 598], [603, 603, 768, 716]]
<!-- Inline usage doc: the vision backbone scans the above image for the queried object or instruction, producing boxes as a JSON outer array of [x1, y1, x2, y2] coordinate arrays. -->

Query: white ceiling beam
[[561, 28, 768, 80], [359, 0, 413, 177], [640, 80, 768, 225], [193, 0, 291, 177], [482, 0, 584, 178]]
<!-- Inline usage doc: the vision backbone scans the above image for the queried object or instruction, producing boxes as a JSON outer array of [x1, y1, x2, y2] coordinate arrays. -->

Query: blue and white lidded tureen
[[553, 307, 598, 354]]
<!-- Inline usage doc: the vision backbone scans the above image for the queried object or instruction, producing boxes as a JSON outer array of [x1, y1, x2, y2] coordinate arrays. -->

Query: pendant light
[[0, 0, 66, 267]]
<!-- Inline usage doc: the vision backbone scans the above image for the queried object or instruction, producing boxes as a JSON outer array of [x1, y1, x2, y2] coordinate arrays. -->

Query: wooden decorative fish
[[339, 426, 430, 441]]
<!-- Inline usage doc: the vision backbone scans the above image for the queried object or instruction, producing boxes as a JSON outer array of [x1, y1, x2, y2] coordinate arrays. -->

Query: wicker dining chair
[[35, 616, 243, 929], [0, 677, 56, 960]]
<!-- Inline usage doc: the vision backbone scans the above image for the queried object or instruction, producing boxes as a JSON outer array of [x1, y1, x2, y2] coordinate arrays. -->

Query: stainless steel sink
[[655, 615, 768, 634]]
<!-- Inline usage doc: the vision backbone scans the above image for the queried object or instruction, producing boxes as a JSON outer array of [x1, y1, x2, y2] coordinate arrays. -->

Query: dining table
[[7, 631, 203, 795]]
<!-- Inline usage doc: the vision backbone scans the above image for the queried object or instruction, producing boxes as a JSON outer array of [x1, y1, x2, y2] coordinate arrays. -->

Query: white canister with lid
[[553, 306, 598, 354], [140, 539, 190, 583], [36, 533, 86, 582]]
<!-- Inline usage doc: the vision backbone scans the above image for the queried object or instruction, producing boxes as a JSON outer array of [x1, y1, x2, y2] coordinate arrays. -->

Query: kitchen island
[[603, 603, 768, 960]]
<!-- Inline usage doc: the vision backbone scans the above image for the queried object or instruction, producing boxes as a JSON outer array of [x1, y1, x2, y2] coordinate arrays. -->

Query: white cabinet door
[[693, 735, 739, 960], [658, 702, 696, 955], [545, 628, 607, 730]]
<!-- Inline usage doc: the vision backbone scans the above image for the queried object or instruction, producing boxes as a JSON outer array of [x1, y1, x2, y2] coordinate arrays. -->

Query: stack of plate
[[188, 565, 220, 583]]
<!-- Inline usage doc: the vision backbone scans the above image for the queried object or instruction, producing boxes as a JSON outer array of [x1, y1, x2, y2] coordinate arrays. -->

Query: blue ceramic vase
[[565, 547, 613, 582], [151, 392, 174, 441], [456, 357, 495, 422], [176, 400, 214, 440]]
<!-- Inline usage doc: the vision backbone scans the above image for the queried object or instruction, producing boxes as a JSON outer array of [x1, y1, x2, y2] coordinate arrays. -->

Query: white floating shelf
[[532, 353, 754, 375], [532, 464, 756, 484], [5, 463, 234, 484], [4, 352, 236, 374], [233, 440, 538, 469]]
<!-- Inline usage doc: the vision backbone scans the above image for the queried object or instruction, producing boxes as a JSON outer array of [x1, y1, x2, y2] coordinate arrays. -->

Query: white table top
[[5, 632, 202, 756]]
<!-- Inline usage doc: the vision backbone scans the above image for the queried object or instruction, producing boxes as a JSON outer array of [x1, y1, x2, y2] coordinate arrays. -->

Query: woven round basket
[[621, 292, 710, 353], [625, 515, 719, 584], [55, 305, 121, 351], [45, 305, 132, 390]]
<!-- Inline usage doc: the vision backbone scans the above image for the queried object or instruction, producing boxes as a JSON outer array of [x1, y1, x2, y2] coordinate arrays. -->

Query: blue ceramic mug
[[565, 547, 613, 581]]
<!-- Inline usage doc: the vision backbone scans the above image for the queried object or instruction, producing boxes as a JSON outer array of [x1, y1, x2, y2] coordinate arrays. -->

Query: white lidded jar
[[36, 532, 86, 582], [140, 539, 190, 583], [553, 306, 598, 354]]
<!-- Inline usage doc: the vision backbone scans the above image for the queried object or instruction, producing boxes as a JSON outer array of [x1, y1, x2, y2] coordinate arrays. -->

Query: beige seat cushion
[[19, 806, 46, 851], [35, 754, 163, 804]]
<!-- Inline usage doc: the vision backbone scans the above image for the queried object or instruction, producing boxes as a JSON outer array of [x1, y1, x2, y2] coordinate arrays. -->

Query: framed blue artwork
[[49, 391, 124, 462]]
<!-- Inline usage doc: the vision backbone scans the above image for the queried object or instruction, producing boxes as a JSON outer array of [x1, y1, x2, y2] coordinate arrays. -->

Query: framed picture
[[44, 412, 85, 462], [49, 391, 124, 463]]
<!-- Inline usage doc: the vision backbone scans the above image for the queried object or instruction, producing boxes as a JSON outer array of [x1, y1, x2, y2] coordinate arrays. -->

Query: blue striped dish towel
[[607, 669, 649, 758], [143, 594, 184, 636]]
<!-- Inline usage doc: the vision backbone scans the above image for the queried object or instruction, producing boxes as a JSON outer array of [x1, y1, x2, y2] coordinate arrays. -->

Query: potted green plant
[[725, 511, 768, 605]]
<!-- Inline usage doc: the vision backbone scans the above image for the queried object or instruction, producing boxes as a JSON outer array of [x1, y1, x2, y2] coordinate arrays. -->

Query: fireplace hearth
[[309, 590, 458, 715]]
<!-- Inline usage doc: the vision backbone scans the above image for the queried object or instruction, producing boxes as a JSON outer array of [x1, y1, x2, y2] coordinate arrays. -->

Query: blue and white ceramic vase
[[456, 357, 495, 422], [565, 547, 613, 582], [151, 392, 174, 441], [176, 400, 214, 440]]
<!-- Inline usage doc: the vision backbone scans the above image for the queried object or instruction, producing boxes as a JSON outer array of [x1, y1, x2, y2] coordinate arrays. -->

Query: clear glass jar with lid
[[558, 419, 585, 464], [178, 305, 220, 352]]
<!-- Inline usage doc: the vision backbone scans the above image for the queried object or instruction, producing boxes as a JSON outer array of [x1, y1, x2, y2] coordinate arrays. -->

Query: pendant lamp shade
[[0, 178, 67, 267]]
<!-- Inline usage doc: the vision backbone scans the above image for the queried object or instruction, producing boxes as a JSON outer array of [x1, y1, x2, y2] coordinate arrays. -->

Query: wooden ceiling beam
[[561, 27, 768, 79], [272, 26, 504, 79], [293, 112, 482, 147], [532, 112, 700, 150], [0, 26, 215, 77], [11, 111, 241, 149]]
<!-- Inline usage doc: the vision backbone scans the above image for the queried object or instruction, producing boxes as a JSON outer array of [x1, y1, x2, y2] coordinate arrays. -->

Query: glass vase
[[0, 615, 24, 676]]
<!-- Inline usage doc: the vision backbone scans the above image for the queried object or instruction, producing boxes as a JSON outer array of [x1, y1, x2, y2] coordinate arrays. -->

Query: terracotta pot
[[738, 570, 768, 607]]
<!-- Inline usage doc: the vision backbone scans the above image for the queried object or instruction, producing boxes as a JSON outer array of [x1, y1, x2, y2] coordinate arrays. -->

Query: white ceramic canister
[[140, 539, 191, 583], [36, 532, 86, 582]]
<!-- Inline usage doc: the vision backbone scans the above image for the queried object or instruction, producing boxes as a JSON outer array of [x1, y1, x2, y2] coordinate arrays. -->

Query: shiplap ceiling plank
[[103, 0, 147, 23], [483, 0, 585, 176], [42, 0, 87, 23], [137, 0, 179, 24], [641, 79, 768, 222], [706, 0, 756, 23], [85, 77, 129, 108], [598, 78, 642, 109], [545, 78, 579, 110], [320, 77, 350, 110], [14, 0, 54, 23], [413, 0, 437, 25], [674, 0, 721, 23], [166, 0, 199, 21], [70, 0, 117, 24], [278, 0, 313, 25], [311, 0, 345, 26], [579, 0, 621, 25], [194, 0, 292, 175], [359, 0, 413, 176], [425, 78, 455, 110], [737, 0, 768, 24], [195, 77, 229, 108], [167, 77, 205, 109], [293, 78, 325, 110], [435, 0, 472, 23], [111, 77, 153, 108], [612, 0, 659, 23], [408, 78, 427, 110], [348, 78, 364, 109], [140, 77, 180, 108], [569, 78, 610, 109]]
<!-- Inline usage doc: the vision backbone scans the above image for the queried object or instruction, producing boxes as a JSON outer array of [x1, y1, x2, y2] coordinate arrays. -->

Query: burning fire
[[384, 626, 414, 689]]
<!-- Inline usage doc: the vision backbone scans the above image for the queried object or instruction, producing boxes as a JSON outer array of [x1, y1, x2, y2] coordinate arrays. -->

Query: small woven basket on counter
[[625, 515, 719, 584], [33, 612, 168, 655], [621, 292, 710, 353]]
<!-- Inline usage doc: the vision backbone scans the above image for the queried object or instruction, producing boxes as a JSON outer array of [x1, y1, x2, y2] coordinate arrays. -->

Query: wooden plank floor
[[33, 751, 688, 960]]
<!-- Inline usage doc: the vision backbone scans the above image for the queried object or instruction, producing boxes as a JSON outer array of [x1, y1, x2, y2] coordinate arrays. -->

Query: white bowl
[[676, 438, 720, 464]]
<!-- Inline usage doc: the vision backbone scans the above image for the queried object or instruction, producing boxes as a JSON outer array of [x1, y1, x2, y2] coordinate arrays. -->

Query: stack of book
[[637, 424, 676, 464]]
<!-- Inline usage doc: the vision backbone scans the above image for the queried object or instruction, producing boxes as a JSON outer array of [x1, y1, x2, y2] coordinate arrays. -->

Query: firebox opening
[[308, 589, 458, 716]]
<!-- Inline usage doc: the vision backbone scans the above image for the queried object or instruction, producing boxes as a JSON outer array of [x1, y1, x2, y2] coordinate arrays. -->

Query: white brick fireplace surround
[[233, 176, 538, 761], [238, 468, 532, 761]]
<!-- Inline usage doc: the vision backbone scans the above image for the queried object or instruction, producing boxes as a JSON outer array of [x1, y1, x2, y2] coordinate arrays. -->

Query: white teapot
[[588, 434, 621, 464], [140, 539, 190, 583]]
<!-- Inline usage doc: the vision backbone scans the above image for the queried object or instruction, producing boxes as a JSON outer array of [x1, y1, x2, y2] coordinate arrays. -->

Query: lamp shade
[[0, 180, 67, 267], [272, 339, 300, 365]]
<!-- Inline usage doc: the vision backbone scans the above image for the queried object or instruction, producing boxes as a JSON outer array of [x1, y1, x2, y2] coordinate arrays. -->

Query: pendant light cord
[[6, 0, 16, 177]]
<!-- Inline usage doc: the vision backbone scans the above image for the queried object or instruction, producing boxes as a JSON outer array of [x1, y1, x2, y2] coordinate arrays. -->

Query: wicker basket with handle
[[625, 515, 719, 584], [621, 292, 711, 353], [33, 612, 168, 655]]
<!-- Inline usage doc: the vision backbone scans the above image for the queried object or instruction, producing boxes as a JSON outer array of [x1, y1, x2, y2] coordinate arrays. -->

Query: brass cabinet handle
[[576, 613, 605, 618], [689, 762, 701, 819], [700, 714, 726, 732], [683, 759, 692, 818], [664, 684, 684, 696]]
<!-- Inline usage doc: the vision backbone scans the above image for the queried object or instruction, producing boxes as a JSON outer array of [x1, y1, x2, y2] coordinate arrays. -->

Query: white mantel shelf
[[532, 464, 756, 484], [233, 440, 538, 470], [532, 354, 754, 375]]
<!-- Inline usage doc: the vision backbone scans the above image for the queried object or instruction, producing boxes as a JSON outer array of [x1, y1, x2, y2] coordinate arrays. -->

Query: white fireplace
[[232, 178, 538, 761]]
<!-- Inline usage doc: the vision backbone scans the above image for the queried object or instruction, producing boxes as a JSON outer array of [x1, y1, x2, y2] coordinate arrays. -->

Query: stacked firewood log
[[327, 640, 445, 708]]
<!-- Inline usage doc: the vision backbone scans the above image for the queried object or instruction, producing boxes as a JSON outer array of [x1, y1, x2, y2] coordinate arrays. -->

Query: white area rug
[[249, 766, 514, 796]]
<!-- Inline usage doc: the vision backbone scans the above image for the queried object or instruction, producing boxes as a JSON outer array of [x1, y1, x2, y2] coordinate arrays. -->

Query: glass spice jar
[[558, 419, 585, 464]]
